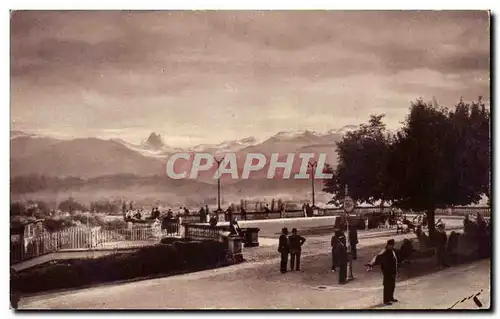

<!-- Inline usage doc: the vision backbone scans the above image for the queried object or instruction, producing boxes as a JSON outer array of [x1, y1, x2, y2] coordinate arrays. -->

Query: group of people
[[278, 228, 307, 273], [330, 226, 359, 284], [124, 207, 162, 221], [196, 205, 248, 226], [302, 203, 315, 217], [276, 222, 399, 305], [277, 224, 361, 285]]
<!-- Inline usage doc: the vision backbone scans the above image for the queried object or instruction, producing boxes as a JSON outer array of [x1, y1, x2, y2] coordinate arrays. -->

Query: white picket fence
[[11, 223, 179, 264]]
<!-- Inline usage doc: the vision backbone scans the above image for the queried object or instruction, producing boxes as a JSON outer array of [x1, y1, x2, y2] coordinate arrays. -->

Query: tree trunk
[[427, 207, 436, 243], [379, 199, 385, 214]]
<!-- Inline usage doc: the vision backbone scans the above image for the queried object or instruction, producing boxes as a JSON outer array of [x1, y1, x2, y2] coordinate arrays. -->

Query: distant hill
[[11, 137, 164, 178], [10, 173, 325, 207]]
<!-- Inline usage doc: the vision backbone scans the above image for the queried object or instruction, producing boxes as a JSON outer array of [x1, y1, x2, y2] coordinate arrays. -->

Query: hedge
[[12, 239, 229, 294]]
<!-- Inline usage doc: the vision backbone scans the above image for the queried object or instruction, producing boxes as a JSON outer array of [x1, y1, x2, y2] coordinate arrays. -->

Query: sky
[[10, 10, 490, 147]]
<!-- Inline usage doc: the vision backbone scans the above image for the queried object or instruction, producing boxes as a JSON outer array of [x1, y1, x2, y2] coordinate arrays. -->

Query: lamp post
[[308, 160, 317, 208], [214, 157, 225, 213], [343, 184, 355, 281]]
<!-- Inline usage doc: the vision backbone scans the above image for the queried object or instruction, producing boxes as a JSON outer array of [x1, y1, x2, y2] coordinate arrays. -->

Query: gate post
[[227, 234, 243, 263]]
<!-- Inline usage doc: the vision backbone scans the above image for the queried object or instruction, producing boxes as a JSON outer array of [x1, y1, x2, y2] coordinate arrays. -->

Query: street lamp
[[308, 160, 317, 208], [344, 184, 355, 281], [214, 156, 225, 213]]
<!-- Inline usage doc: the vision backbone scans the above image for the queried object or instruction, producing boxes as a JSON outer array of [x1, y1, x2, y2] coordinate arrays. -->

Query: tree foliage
[[323, 114, 392, 207], [389, 98, 490, 236], [58, 197, 86, 213], [325, 98, 490, 238]]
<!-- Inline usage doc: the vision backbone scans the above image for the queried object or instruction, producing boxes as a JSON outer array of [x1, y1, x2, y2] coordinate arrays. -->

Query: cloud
[[10, 10, 490, 146]]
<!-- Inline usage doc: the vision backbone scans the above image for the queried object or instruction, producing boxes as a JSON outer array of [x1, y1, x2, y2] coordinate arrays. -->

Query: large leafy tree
[[58, 197, 86, 213], [446, 98, 490, 206], [389, 99, 490, 237], [323, 115, 392, 209]]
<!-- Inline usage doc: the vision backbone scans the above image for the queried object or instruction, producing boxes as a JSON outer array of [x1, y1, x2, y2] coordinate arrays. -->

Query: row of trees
[[324, 98, 490, 236], [10, 197, 127, 217]]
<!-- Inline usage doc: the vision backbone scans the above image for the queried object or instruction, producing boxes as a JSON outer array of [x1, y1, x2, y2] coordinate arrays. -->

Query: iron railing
[[10, 223, 181, 264], [184, 223, 225, 241]]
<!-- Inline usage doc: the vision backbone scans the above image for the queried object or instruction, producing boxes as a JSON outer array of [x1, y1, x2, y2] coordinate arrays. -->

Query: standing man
[[435, 224, 449, 267], [240, 206, 247, 221], [278, 228, 290, 273], [348, 224, 359, 260], [463, 214, 472, 234], [289, 228, 306, 271], [198, 206, 206, 223], [264, 204, 271, 219], [331, 229, 340, 272], [367, 239, 399, 305], [336, 233, 348, 284], [307, 204, 314, 217]]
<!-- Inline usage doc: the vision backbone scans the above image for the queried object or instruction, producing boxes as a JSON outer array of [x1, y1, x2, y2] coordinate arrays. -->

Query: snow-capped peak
[[10, 130, 45, 140], [192, 136, 260, 153], [326, 125, 359, 135], [274, 130, 319, 140]]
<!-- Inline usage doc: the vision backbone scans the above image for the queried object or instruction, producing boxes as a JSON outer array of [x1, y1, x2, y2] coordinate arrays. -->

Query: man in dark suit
[[336, 234, 348, 284], [348, 225, 359, 260], [289, 228, 306, 271], [278, 227, 290, 273], [331, 230, 340, 272], [198, 206, 206, 223], [367, 239, 399, 305], [435, 224, 449, 267], [264, 204, 271, 219]]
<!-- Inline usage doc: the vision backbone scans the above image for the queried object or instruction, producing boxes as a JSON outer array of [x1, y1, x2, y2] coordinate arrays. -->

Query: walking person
[[289, 228, 306, 271], [336, 233, 348, 284], [278, 228, 290, 273], [367, 239, 399, 305]]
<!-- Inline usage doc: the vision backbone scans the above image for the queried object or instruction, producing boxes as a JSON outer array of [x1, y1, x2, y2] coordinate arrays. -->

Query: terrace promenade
[[19, 230, 490, 309]]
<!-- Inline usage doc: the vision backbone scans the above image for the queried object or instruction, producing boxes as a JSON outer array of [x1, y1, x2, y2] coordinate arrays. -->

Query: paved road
[[13, 215, 462, 272], [227, 215, 463, 238], [20, 229, 488, 310]]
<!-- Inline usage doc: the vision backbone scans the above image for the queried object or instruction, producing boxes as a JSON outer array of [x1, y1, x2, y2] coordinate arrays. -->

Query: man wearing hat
[[367, 239, 399, 305], [289, 228, 306, 271], [278, 227, 290, 273]]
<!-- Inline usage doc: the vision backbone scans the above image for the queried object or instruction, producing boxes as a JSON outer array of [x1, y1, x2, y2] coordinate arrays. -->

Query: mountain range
[[11, 126, 357, 178], [10, 126, 357, 204]]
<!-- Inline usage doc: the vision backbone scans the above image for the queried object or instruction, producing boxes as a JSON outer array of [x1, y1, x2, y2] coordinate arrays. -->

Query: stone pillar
[[227, 234, 244, 263], [180, 222, 186, 239]]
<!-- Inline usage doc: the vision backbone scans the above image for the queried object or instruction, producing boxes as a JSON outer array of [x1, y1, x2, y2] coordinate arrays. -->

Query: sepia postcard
[[9, 10, 491, 310]]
